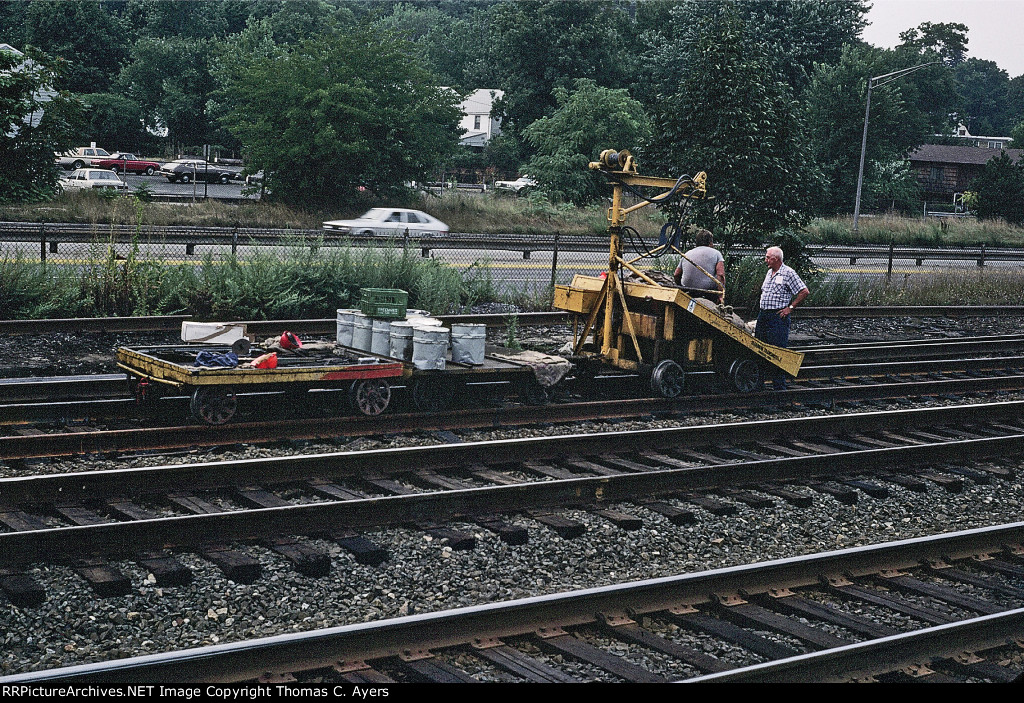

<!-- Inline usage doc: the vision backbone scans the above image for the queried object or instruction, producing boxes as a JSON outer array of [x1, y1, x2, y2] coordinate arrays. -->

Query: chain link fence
[[2, 222, 1021, 306]]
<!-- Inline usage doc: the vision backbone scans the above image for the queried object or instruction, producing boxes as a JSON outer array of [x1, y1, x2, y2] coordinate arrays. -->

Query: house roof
[[910, 144, 1022, 166]]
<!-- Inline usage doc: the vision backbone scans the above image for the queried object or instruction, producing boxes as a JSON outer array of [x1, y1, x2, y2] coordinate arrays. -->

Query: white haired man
[[755, 246, 809, 390]]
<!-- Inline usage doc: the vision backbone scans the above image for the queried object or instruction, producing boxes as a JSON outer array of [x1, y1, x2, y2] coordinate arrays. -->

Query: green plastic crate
[[359, 288, 408, 319]]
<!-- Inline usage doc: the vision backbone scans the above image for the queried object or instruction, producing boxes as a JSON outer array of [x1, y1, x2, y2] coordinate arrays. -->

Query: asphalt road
[[122, 172, 257, 200]]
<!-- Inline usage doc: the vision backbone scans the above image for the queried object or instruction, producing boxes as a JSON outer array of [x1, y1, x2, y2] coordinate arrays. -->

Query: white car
[[322, 208, 449, 237], [494, 176, 537, 193], [60, 168, 128, 192]]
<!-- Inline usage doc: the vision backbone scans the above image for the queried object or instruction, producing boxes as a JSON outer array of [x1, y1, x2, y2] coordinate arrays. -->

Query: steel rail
[[2, 400, 1024, 560], [4, 371, 1024, 459], [5, 521, 1023, 683], [3, 306, 1024, 336]]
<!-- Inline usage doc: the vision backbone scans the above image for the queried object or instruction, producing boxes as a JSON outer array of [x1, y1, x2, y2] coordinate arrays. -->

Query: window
[[384, 212, 402, 222], [474, 115, 481, 130], [929, 166, 944, 183], [989, 141, 1003, 149]]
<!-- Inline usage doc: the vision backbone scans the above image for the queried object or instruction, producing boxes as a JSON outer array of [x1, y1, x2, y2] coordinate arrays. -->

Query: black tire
[[219, 174, 229, 184], [411, 378, 451, 412], [181, 173, 191, 184], [650, 359, 685, 398], [110, 166, 120, 174], [349, 379, 391, 416], [190, 387, 237, 425], [144, 166, 155, 176], [72, 160, 85, 170], [729, 358, 764, 393]]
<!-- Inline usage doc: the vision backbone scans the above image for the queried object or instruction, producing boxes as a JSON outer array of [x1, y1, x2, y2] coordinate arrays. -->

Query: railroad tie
[[105, 499, 193, 585], [232, 487, 332, 576], [589, 507, 643, 531], [395, 655, 479, 683], [667, 609, 803, 660], [472, 641, 577, 682], [534, 628, 670, 683], [876, 572, 1003, 615], [474, 515, 528, 545], [165, 494, 262, 583], [640, 500, 697, 525], [596, 613, 730, 674], [49, 503, 132, 597], [756, 486, 814, 508], [758, 593, 899, 640], [713, 599, 853, 650], [527, 511, 587, 539], [330, 532, 389, 566], [0, 566, 46, 608], [684, 494, 738, 516]]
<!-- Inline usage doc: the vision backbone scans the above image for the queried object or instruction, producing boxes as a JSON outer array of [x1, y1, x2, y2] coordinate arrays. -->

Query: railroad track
[[4, 350, 1024, 458], [1, 399, 1022, 600], [5, 522, 1023, 683]]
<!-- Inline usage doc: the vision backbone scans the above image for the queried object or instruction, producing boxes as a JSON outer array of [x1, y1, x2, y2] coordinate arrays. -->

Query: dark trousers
[[755, 309, 790, 390]]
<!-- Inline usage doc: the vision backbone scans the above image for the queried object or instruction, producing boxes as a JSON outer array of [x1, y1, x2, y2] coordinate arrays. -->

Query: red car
[[91, 152, 161, 176]]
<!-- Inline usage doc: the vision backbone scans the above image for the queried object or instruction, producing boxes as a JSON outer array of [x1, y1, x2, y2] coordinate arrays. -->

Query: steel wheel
[[411, 378, 450, 412], [730, 358, 764, 393], [349, 378, 391, 416], [650, 359, 685, 398], [190, 387, 237, 425]]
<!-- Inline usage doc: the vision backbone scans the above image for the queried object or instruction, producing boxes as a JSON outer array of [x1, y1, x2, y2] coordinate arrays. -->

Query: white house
[[0, 43, 57, 131], [457, 89, 503, 148]]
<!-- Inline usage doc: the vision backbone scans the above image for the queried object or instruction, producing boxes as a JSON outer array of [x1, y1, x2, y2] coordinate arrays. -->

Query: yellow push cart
[[553, 149, 804, 396]]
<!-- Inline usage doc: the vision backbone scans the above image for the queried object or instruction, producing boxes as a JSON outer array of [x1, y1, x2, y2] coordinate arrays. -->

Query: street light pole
[[852, 62, 938, 233]]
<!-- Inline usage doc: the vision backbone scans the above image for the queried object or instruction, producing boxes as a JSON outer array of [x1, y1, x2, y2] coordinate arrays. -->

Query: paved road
[[122, 172, 257, 200]]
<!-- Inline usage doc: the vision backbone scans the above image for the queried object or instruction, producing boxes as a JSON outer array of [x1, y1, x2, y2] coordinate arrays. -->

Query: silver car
[[322, 208, 449, 237]]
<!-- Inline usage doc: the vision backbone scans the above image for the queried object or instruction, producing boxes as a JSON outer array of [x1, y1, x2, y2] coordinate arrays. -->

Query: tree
[[955, 58, 1011, 135], [0, 47, 82, 202], [215, 29, 462, 208], [78, 92, 153, 153], [804, 44, 954, 214], [898, 21, 969, 66], [642, 5, 822, 250], [523, 78, 651, 205], [484, 1, 633, 139], [971, 151, 1024, 225]]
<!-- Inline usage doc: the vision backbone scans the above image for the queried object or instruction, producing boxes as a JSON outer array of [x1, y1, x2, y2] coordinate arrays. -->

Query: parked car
[[55, 146, 112, 170], [60, 168, 128, 192], [322, 208, 449, 237], [494, 176, 537, 194], [160, 158, 239, 184], [91, 152, 161, 176]]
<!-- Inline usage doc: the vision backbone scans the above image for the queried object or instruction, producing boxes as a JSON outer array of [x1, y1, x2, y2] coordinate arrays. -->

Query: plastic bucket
[[389, 321, 416, 361], [451, 323, 486, 365], [371, 318, 391, 356], [412, 325, 449, 370], [351, 313, 373, 352], [336, 308, 359, 346]]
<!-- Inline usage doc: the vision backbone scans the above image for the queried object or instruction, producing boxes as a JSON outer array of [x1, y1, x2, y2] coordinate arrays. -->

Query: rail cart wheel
[[411, 378, 450, 412], [519, 379, 552, 405], [650, 360, 685, 398], [190, 387, 238, 425], [713, 352, 735, 379], [729, 359, 764, 393], [349, 379, 391, 416]]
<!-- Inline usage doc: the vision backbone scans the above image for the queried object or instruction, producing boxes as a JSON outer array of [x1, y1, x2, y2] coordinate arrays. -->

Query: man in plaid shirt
[[755, 246, 809, 389]]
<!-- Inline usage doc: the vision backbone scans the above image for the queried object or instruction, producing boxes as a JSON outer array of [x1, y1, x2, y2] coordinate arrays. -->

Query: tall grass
[[807, 214, 1024, 248], [0, 238, 492, 320]]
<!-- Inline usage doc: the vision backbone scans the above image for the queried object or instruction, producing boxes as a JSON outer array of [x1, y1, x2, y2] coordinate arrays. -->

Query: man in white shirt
[[755, 246, 809, 389]]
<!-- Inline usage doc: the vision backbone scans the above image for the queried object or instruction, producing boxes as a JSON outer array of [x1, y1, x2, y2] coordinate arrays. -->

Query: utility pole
[[853, 62, 938, 233]]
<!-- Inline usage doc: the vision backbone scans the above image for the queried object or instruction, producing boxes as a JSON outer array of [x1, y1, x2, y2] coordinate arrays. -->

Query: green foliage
[[643, 5, 822, 250], [955, 58, 1013, 135], [0, 47, 83, 203], [971, 151, 1024, 225], [523, 79, 651, 205], [898, 22, 969, 66], [215, 28, 462, 208]]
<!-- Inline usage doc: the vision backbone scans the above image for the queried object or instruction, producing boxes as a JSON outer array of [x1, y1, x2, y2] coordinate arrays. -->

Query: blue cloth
[[194, 351, 239, 368], [755, 309, 790, 390]]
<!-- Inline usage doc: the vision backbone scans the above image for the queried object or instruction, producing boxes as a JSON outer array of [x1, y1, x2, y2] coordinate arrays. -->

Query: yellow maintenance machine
[[553, 149, 804, 396]]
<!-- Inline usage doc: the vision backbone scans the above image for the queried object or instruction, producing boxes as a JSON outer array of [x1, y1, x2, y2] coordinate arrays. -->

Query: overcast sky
[[861, 0, 1024, 77]]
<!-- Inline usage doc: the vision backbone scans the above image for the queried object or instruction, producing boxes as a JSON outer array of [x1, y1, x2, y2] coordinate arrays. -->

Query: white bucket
[[389, 321, 416, 361], [335, 308, 359, 346], [412, 325, 449, 370], [351, 313, 373, 351], [451, 323, 486, 365], [407, 315, 443, 327], [406, 309, 431, 318], [371, 318, 391, 356]]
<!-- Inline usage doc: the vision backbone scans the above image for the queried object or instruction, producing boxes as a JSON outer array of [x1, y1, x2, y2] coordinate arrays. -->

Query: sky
[[861, 0, 1024, 77]]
